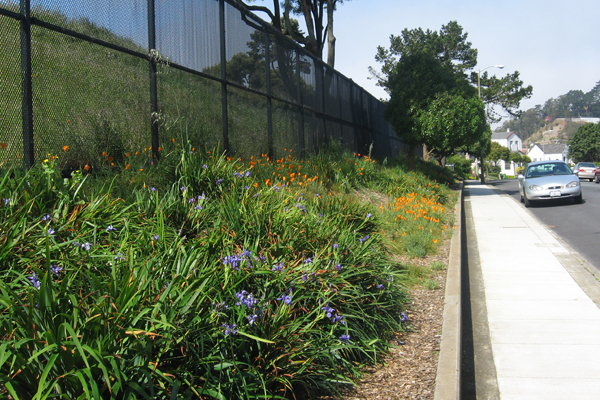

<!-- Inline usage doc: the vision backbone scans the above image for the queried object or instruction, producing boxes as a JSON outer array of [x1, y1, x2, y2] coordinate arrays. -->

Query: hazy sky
[[332, 0, 600, 121]]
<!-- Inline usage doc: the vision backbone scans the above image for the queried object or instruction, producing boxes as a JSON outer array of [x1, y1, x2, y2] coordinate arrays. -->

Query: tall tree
[[372, 21, 532, 122], [382, 52, 473, 168], [370, 21, 477, 93], [232, 0, 348, 67], [474, 71, 533, 122]]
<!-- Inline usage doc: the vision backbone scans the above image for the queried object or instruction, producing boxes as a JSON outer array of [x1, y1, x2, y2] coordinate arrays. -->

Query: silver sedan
[[573, 162, 598, 181], [518, 161, 582, 207]]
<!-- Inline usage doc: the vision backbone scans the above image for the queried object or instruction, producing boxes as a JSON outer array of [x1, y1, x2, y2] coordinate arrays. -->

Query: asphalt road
[[486, 178, 600, 272]]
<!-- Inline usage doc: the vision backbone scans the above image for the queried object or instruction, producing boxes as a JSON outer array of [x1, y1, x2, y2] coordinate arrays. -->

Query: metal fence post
[[219, 0, 229, 154], [265, 29, 273, 158], [147, 0, 160, 162], [20, 0, 34, 168], [297, 52, 305, 158]]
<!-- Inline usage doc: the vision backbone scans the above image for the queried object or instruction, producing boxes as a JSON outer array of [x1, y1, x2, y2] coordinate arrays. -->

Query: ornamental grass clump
[[0, 144, 455, 399]]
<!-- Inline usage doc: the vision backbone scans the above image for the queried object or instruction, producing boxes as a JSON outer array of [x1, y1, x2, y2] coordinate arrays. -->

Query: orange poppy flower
[[0, 143, 6, 150], [84, 164, 90, 171], [63, 146, 69, 151]]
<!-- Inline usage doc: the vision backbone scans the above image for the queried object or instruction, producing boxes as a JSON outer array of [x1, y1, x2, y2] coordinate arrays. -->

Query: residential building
[[491, 130, 523, 175], [527, 143, 570, 163]]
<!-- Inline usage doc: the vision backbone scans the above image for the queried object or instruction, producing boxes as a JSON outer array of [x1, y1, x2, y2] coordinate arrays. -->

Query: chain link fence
[[0, 0, 414, 170]]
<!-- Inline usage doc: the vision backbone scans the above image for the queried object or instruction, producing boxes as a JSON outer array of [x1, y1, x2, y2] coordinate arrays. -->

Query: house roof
[[492, 131, 521, 141], [529, 143, 567, 155], [540, 143, 567, 154]]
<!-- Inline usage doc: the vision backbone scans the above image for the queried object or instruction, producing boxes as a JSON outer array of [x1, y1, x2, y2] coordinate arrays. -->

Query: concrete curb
[[433, 182, 463, 400]]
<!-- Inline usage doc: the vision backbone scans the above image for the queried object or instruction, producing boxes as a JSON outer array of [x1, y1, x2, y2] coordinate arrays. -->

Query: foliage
[[0, 143, 456, 399], [474, 70, 533, 122], [447, 154, 474, 179], [568, 123, 600, 162], [382, 52, 473, 166], [370, 20, 477, 91], [488, 141, 511, 163], [500, 80, 600, 140], [373, 20, 532, 127], [416, 93, 487, 164], [509, 152, 530, 166]]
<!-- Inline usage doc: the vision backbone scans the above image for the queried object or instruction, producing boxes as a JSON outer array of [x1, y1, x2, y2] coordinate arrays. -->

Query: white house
[[527, 143, 570, 163], [491, 130, 523, 175]]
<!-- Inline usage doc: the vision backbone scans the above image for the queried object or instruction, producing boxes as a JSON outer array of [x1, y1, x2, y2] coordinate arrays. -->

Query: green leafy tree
[[474, 71, 533, 122], [447, 154, 475, 179], [373, 21, 532, 123], [509, 152, 530, 172], [416, 93, 487, 165], [488, 141, 510, 163], [382, 52, 471, 168], [568, 123, 600, 162], [370, 21, 477, 93]]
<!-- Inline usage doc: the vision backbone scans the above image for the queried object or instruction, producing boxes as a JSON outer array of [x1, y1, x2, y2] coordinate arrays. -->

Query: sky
[[331, 0, 600, 124]]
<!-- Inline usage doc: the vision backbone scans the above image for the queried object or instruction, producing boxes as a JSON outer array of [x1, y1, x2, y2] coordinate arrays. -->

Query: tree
[[383, 52, 470, 168], [232, 0, 349, 67], [370, 21, 477, 94], [568, 123, 600, 162], [509, 152, 530, 171], [416, 93, 487, 165], [372, 21, 532, 122], [474, 70, 533, 122], [488, 141, 510, 164]]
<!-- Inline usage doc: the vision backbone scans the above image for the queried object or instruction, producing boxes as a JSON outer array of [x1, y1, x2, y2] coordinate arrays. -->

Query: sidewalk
[[466, 182, 600, 399]]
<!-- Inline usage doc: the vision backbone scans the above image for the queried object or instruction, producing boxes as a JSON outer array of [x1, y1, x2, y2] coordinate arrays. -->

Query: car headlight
[[528, 185, 543, 191], [566, 181, 580, 188]]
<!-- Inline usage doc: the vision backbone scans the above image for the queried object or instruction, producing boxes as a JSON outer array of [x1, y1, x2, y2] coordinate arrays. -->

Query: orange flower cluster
[[390, 192, 444, 223], [249, 151, 319, 188]]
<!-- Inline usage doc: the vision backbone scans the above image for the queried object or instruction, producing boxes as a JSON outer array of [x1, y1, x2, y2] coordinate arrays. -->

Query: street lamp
[[476, 64, 504, 183]]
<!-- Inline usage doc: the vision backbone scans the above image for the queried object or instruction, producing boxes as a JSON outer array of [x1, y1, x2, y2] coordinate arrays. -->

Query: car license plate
[[549, 190, 561, 197]]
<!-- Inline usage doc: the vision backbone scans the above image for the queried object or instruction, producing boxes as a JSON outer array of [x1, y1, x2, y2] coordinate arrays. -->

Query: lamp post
[[477, 64, 504, 183]]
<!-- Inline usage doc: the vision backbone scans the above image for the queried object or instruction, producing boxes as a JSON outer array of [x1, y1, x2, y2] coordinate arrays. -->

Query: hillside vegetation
[[522, 118, 587, 147], [0, 143, 457, 399], [499, 81, 600, 141]]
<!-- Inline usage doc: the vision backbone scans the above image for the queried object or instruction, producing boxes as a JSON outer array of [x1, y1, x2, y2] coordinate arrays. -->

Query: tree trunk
[[326, 0, 336, 67]]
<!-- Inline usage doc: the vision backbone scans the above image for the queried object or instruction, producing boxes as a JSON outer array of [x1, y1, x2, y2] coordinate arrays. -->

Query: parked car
[[518, 161, 582, 207], [572, 162, 598, 181]]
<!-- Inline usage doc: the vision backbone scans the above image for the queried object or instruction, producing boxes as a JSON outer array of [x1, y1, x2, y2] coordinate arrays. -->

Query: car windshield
[[526, 163, 572, 178]]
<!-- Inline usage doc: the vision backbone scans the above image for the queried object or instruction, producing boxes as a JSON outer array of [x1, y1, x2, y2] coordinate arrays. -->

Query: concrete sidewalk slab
[[467, 183, 600, 399]]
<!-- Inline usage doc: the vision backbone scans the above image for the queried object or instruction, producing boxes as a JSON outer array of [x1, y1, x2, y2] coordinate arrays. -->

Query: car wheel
[[574, 193, 583, 204], [523, 193, 534, 208]]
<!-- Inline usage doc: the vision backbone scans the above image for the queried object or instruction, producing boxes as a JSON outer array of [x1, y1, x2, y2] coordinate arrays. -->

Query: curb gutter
[[433, 182, 463, 400]]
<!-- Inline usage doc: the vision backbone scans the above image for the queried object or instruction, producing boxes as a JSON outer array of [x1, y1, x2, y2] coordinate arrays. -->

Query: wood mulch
[[318, 239, 450, 400]]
